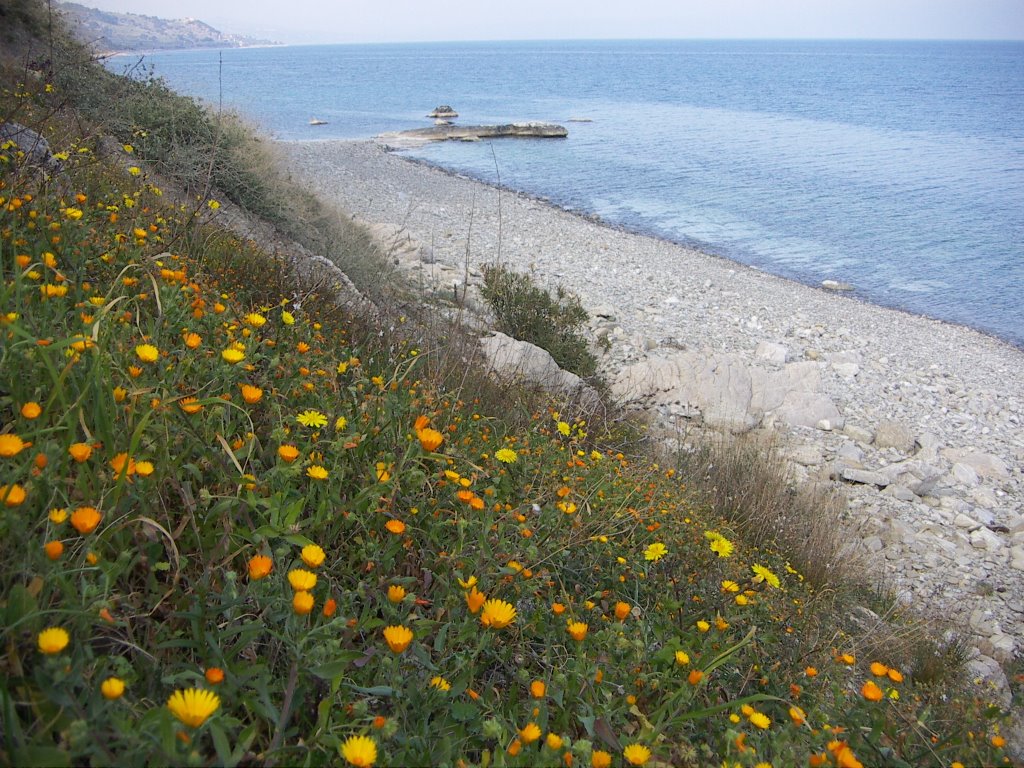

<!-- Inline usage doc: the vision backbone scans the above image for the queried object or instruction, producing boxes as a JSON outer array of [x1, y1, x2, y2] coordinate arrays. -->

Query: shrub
[[480, 263, 597, 380]]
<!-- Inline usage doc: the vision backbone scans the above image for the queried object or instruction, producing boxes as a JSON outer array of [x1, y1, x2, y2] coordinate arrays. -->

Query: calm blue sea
[[113, 40, 1024, 347]]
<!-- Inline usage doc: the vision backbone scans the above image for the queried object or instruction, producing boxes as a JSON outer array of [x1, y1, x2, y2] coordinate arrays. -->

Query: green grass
[[0, 7, 1016, 767]]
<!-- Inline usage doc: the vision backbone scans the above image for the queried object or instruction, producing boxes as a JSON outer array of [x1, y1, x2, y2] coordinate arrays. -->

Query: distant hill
[[56, 1, 278, 52]]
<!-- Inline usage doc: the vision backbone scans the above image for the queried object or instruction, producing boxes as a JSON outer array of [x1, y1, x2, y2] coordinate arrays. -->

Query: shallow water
[[118, 39, 1024, 346]]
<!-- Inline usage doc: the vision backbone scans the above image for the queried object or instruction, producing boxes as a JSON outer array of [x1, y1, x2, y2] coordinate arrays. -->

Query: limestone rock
[[874, 419, 916, 453], [427, 105, 458, 118], [479, 332, 598, 409], [0, 122, 64, 176], [754, 341, 788, 364]]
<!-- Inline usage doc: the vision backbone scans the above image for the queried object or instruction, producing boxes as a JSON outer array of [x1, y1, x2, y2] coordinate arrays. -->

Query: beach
[[279, 138, 1024, 669]]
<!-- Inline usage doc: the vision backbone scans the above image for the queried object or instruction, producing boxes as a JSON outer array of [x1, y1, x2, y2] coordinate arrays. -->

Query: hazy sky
[[70, 0, 1024, 44]]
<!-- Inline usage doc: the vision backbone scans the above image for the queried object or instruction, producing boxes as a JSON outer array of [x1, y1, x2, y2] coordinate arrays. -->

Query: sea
[[110, 39, 1024, 347]]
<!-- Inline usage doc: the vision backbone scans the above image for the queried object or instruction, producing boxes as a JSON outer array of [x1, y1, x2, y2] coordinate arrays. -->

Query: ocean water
[[114, 40, 1024, 347]]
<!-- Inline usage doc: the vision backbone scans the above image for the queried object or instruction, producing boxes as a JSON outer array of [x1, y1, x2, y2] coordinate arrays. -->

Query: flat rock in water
[[379, 122, 568, 148]]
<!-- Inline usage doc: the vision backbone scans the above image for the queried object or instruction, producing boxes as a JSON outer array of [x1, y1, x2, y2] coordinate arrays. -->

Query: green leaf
[[5, 583, 37, 625], [209, 721, 234, 768], [451, 700, 477, 722], [310, 651, 364, 680], [11, 746, 71, 767], [345, 684, 395, 697]]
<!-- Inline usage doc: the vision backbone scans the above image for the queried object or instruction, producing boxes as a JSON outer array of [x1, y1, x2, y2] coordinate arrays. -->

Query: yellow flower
[[221, 348, 245, 364], [696, 620, 710, 632], [721, 580, 740, 593], [387, 584, 406, 603], [748, 711, 771, 729], [567, 621, 588, 641], [244, 312, 267, 327], [375, 462, 391, 482], [101, 677, 126, 700], [297, 409, 328, 428], [480, 599, 517, 629], [495, 448, 518, 463], [519, 722, 542, 744], [592, 750, 612, 768], [674, 650, 690, 666], [546, 733, 564, 750], [49, 508, 68, 524], [301, 544, 326, 568], [430, 675, 451, 692], [37, 627, 69, 654], [706, 530, 735, 558], [383, 625, 414, 653], [643, 542, 667, 561], [293, 590, 315, 615], [167, 687, 220, 728], [556, 421, 571, 436], [751, 564, 781, 588], [340, 734, 378, 767], [280, 310, 295, 325], [335, 416, 348, 430], [135, 343, 159, 363], [0, 433, 26, 457], [135, 460, 154, 476], [417, 427, 444, 452], [287, 569, 317, 591], [623, 744, 651, 765], [306, 464, 329, 481]]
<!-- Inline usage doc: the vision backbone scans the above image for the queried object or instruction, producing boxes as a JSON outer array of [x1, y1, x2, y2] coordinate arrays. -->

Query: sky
[[68, 0, 1024, 44]]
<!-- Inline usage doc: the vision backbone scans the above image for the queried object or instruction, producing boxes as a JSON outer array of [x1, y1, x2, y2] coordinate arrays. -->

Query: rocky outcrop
[[427, 105, 458, 118], [0, 122, 65, 177], [379, 122, 568, 148], [479, 332, 600, 410], [611, 350, 843, 433]]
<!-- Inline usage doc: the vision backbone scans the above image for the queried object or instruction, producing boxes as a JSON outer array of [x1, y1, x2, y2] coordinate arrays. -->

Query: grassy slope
[[0, 5, 1016, 767]]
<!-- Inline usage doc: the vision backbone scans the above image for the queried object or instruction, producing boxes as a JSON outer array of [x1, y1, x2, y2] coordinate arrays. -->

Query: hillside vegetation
[[0, 4, 1016, 766]]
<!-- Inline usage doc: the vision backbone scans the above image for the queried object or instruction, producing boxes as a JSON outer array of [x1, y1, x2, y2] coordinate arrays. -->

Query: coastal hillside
[[55, 1, 276, 52], [0, 2, 1018, 765]]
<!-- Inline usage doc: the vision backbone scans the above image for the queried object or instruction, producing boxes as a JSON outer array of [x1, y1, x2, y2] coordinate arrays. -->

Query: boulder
[[874, 419, 916, 453], [479, 332, 599, 409], [0, 122, 64, 176]]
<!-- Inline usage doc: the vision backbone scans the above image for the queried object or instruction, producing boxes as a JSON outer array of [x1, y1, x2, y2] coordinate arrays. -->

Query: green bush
[[480, 263, 597, 379]]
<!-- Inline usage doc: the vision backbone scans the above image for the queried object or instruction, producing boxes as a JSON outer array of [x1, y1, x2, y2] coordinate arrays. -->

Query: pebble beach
[[279, 138, 1024, 683]]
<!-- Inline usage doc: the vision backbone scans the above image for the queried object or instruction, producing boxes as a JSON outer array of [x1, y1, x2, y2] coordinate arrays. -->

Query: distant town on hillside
[[56, 1, 278, 52]]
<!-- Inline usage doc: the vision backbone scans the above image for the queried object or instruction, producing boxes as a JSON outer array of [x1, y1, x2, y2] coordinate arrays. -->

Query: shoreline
[[291, 136, 1022, 352], [278, 137, 1024, 663]]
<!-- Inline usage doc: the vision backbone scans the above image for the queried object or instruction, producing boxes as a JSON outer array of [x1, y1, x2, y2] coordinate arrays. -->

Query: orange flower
[[385, 519, 406, 535], [43, 540, 64, 560], [414, 414, 430, 431], [293, 590, 314, 615], [21, 402, 42, 419], [68, 442, 93, 462], [240, 384, 263, 404], [248, 554, 273, 580], [870, 661, 889, 677], [530, 680, 546, 698], [183, 332, 202, 349], [687, 669, 704, 685], [417, 428, 444, 452], [382, 625, 414, 653], [70, 506, 101, 534], [323, 598, 338, 617], [277, 444, 299, 463], [861, 680, 884, 702], [551, 602, 566, 615], [205, 667, 225, 685], [465, 585, 486, 614], [110, 452, 136, 479], [614, 601, 631, 621], [1, 484, 26, 507], [179, 397, 203, 414]]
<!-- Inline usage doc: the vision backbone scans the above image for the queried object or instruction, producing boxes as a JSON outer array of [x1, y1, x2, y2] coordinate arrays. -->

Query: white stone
[[969, 527, 1004, 552]]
